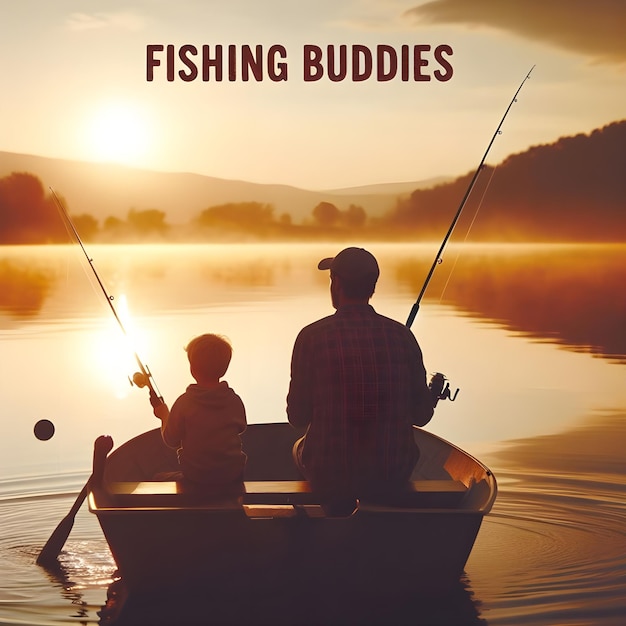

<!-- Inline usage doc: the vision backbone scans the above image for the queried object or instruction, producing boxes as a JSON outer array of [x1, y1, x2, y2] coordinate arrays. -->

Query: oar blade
[[36, 482, 90, 566], [36, 514, 77, 566]]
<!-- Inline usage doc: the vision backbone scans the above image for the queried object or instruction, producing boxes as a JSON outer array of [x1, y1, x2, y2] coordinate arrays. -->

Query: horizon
[[0, 147, 453, 193], [1, 2, 625, 191], [2, 114, 623, 196]]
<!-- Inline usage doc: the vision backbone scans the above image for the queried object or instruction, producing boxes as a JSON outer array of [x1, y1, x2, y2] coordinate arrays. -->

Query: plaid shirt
[[287, 304, 433, 491]]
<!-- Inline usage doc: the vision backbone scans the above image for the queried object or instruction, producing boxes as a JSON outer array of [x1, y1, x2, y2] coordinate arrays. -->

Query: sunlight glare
[[90, 294, 148, 399], [87, 102, 150, 165]]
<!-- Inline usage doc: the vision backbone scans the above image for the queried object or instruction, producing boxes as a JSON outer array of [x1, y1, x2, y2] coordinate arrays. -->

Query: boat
[[88, 422, 497, 600]]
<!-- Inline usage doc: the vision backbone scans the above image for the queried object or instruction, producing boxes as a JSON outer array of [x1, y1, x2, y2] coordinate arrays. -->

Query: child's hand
[[149, 389, 169, 420], [152, 400, 169, 421]]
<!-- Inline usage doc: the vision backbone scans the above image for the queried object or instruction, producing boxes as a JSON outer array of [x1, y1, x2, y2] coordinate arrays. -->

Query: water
[[0, 242, 625, 625]]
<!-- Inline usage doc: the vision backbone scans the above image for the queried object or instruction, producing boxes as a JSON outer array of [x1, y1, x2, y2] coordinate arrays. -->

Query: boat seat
[[245, 480, 467, 508], [103, 479, 467, 509]]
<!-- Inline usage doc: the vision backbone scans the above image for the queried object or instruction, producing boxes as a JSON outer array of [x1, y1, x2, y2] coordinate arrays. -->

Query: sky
[[0, 0, 624, 190]]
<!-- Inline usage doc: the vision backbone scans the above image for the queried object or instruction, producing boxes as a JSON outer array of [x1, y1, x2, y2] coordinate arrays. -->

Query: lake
[[0, 242, 625, 625]]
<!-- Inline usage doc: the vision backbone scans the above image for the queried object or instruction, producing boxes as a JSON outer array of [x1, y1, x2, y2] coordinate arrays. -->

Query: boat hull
[[94, 497, 485, 594], [89, 423, 496, 595]]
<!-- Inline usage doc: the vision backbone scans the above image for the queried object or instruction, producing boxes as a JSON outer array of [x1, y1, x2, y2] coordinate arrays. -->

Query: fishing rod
[[50, 188, 163, 403], [406, 66, 535, 330]]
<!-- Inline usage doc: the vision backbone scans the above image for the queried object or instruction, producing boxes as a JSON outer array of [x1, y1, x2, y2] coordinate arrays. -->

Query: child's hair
[[185, 334, 232, 382]]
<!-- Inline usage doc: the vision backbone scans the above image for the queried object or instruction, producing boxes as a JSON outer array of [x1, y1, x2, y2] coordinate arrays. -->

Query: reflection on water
[[0, 242, 625, 625], [494, 409, 626, 479], [395, 243, 626, 363], [0, 256, 56, 318], [39, 547, 116, 623], [98, 574, 486, 626], [2, 243, 624, 361]]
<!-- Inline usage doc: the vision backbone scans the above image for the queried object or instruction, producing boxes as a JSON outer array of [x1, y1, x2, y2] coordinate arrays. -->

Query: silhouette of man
[[287, 247, 434, 513]]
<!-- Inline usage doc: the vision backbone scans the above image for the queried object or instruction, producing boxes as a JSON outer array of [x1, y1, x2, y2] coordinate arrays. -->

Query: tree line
[[0, 174, 373, 244], [1, 120, 624, 244], [385, 120, 626, 242]]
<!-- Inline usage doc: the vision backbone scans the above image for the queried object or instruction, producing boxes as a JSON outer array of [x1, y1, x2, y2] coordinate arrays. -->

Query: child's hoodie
[[163, 380, 247, 485]]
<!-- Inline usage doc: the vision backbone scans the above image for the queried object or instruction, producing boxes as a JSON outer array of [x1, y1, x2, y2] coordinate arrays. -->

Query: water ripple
[[1, 463, 626, 624], [468, 468, 626, 625]]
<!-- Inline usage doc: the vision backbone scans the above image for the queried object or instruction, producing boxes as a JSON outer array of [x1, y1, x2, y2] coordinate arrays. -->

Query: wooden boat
[[88, 422, 496, 599]]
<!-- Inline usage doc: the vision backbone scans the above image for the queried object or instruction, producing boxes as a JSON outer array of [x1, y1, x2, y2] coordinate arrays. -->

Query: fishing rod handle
[[406, 302, 420, 328]]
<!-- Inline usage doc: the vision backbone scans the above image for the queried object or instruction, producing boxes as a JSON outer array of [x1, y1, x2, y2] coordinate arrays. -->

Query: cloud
[[326, 0, 426, 32], [66, 11, 145, 33], [404, 0, 626, 64]]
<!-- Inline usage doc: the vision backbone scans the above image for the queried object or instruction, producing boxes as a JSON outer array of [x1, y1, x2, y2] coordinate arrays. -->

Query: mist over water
[[1, 242, 625, 625]]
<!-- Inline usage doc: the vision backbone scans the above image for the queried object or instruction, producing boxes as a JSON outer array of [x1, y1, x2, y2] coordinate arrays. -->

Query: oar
[[37, 435, 113, 566]]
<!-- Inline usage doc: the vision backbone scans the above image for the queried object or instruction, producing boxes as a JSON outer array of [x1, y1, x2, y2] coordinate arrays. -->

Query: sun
[[87, 102, 151, 166]]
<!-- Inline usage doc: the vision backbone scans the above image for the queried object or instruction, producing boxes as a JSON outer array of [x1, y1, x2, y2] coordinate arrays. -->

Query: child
[[152, 333, 247, 493]]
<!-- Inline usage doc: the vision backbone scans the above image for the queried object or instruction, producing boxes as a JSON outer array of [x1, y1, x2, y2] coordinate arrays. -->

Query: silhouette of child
[[152, 334, 247, 493]]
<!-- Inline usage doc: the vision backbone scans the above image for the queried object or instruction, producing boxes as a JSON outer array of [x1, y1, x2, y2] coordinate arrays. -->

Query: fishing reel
[[131, 371, 150, 389], [131, 371, 164, 408], [429, 372, 459, 407]]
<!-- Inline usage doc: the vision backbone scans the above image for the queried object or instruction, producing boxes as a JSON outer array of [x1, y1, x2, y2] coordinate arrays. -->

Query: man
[[287, 247, 434, 512]]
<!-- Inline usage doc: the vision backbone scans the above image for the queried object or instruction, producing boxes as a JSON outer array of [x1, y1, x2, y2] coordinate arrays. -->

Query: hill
[[1, 121, 624, 243], [0, 152, 439, 224], [382, 120, 626, 242]]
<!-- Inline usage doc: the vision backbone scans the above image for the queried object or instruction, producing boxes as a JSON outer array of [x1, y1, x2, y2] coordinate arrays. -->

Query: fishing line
[[437, 164, 499, 305], [50, 187, 163, 401], [406, 65, 534, 329], [57, 207, 108, 315]]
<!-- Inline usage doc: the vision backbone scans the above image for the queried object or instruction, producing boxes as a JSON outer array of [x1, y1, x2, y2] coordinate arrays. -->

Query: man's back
[[287, 303, 433, 493]]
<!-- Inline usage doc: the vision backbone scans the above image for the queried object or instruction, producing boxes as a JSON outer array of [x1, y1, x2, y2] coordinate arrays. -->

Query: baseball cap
[[317, 247, 380, 282]]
